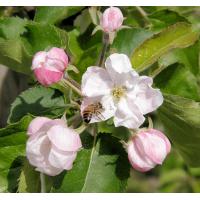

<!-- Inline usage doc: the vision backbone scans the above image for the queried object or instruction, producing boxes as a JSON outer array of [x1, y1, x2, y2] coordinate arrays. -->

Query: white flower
[[81, 53, 163, 129]]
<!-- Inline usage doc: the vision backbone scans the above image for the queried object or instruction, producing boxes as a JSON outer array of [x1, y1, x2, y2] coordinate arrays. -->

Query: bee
[[82, 102, 104, 123]]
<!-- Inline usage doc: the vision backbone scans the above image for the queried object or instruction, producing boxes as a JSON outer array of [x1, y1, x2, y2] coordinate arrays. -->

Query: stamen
[[112, 86, 126, 100]]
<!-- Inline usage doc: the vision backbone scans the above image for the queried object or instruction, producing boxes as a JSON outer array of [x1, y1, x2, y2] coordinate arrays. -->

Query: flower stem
[[135, 6, 150, 25], [60, 77, 82, 96], [40, 173, 46, 193], [98, 33, 109, 67], [92, 124, 97, 147]]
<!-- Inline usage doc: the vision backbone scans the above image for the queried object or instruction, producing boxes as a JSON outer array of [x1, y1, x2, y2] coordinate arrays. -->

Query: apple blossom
[[81, 53, 163, 129], [127, 129, 171, 172], [26, 117, 82, 176], [32, 47, 68, 86], [100, 7, 124, 33]]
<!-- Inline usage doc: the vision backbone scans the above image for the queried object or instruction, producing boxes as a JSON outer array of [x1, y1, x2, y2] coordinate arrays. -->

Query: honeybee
[[82, 102, 104, 123]]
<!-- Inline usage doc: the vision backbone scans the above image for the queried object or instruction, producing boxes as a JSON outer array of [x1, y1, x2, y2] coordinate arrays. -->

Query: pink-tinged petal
[[39, 119, 68, 133], [47, 47, 68, 71], [100, 7, 124, 32], [127, 140, 156, 172], [81, 95, 116, 123], [148, 129, 171, 154], [114, 97, 145, 129], [135, 131, 167, 165], [48, 147, 77, 170], [36, 165, 63, 176], [47, 125, 82, 152], [32, 51, 47, 70], [27, 117, 52, 136], [81, 66, 113, 97], [129, 76, 163, 114], [34, 67, 63, 86]]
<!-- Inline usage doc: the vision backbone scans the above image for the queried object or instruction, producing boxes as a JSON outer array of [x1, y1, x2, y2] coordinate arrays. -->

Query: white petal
[[130, 76, 163, 114], [81, 66, 113, 97], [105, 53, 133, 74], [47, 125, 82, 152], [114, 97, 145, 129], [81, 95, 116, 123], [48, 147, 77, 170], [26, 133, 50, 168], [105, 53, 138, 87]]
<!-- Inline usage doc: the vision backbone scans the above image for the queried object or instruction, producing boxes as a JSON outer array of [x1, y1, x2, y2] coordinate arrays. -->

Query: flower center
[[112, 86, 126, 100]]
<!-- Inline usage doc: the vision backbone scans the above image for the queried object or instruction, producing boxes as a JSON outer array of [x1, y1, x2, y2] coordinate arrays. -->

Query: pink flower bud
[[32, 47, 68, 86], [127, 129, 171, 172], [100, 7, 124, 33], [26, 117, 82, 176]]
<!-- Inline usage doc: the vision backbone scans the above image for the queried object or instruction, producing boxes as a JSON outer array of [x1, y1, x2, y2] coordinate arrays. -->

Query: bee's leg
[[96, 111, 105, 120]]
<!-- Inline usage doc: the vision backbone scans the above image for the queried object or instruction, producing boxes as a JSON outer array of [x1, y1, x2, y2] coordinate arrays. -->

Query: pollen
[[112, 86, 126, 100]]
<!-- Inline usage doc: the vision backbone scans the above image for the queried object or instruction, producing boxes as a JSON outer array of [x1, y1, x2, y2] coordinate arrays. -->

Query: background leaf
[[131, 22, 199, 72], [0, 17, 71, 74], [157, 94, 200, 167], [0, 115, 32, 192], [8, 86, 66, 123], [34, 7, 84, 25]]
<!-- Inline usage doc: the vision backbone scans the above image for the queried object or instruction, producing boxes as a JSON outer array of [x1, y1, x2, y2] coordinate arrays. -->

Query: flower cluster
[[27, 6, 171, 177]]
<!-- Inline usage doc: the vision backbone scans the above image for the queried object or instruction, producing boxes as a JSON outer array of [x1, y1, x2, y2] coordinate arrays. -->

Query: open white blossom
[[81, 53, 163, 129]]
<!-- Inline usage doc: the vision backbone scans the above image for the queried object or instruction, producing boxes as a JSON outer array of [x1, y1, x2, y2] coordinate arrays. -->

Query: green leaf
[[154, 41, 200, 101], [158, 41, 200, 76], [23, 21, 69, 54], [0, 17, 27, 39], [148, 9, 188, 31], [34, 6, 84, 25], [154, 63, 200, 101], [0, 115, 32, 192], [8, 86, 66, 123], [131, 22, 199, 72], [98, 119, 131, 141], [157, 94, 200, 167], [111, 28, 153, 56], [18, 159, 40, 193], [0, 17, 71, 74], [52, 132, 130, 192]]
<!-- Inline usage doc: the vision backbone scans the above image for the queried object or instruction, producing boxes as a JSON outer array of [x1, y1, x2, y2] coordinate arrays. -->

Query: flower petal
[[105, 53, 132, 74], [36, 165, 62, 176], [136, 130, 169, 164], [27, 117, 52, 136], [128, 139, 155, 172], [26, 133, 49, 168], [47, 125, 82, 152], [32, 51, 47, 70], [81, 66, 113, 97], [81, 95, 116, 123], [47, 47, 68, 71], [105, 53, 138, 87], [114, 97, 145, 129], [48, 147, 77, 170], [34, 67, 63, 86], [128, 76, 163, 114]]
